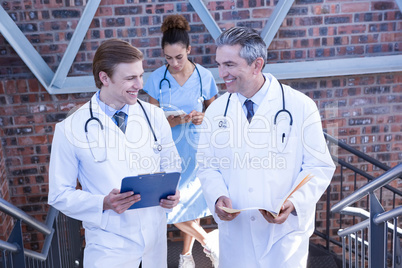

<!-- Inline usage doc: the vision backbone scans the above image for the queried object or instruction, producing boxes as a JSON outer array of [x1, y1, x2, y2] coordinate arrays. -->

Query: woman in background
[[143, 14, 219, 268]]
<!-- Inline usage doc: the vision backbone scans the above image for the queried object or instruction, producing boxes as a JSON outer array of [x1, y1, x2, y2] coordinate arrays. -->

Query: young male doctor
[[197, 27, 336, 267], [48, 39, 181, 267]]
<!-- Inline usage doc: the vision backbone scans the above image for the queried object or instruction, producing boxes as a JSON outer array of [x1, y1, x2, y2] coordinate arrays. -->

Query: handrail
[[338, 219, 370, 237], [374, 206, 402, 225], [0, 201, 59, 263], [0, 198, 52, 236], [340, 207, 370, 220], [24, 249, 47, 262], [37, 206, 58, 259], [324, 133, 391, 171], [331, 163, 402, 213], [338, 207, 402, 236], [0, 239, 19, 252]]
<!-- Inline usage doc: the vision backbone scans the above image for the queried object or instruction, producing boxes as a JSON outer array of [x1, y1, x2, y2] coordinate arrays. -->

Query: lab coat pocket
[[275, 134, 297, 154], [213, 127, 232, 151], [273, 136, 298, 171], [218, 220, 229, 237], [104, 212, 121, 232], [212, 129, 233, 170]]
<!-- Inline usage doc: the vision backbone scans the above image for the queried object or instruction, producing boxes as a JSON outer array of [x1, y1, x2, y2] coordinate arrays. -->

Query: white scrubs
[[48, 93, 181, 268], [197, 74, 336, 267]]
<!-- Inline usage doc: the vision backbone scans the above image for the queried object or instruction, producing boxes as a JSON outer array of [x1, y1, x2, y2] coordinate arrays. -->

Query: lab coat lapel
[[125, 101, 151, 143], [89, 94, 121, 136], [252, 74, 283, 122], [229, 93, 248, 126]]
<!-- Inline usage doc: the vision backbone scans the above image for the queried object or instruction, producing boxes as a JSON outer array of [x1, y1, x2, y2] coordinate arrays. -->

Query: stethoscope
[[219, 82, 293, 143], [159, 60, 204, 109], [85, 99, 162, 162]]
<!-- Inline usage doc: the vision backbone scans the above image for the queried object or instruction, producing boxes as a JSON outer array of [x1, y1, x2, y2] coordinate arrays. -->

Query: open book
[[219, 173, 314, 218]]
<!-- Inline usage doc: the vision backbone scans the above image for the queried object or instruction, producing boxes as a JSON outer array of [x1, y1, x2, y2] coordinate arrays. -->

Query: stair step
[[308, 255, 339, 268]]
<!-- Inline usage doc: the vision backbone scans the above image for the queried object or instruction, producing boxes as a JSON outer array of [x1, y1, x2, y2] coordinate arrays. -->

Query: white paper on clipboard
[[164, 110, 186, 117]]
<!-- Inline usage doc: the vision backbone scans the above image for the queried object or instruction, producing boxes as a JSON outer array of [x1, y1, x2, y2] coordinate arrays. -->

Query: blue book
[[121, 172, 180, 209]]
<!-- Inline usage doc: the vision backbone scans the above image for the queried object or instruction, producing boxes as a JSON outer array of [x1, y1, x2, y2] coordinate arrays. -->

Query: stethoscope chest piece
[[218, 119, 228, 129], [153, 142, 163, 154]]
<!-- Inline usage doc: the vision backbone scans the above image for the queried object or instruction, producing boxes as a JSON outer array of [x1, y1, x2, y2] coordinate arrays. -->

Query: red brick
[[222, 10, 250, 21], [270, 40, 291, 50], [22, 155, 49, 165], [38, 44, 68, 54], [381, 32, 402, 42], [5, 80, 17, 94], [372, 1, 395, 10], [27, 79, 40, 93], [18, 135, 48, 146], [252, 8, 273, 18], [341, 3, 370, 13], [34, 125, 54, 134], [29, 104, 57, 113], [207, 1, 235, 11], [338, 25, 367, 35], [350, 34, 379, 44], [100, 0, 124, 5]]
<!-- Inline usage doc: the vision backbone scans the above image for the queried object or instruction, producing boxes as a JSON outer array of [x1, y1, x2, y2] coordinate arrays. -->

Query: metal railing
[[0, 199, 83, 268], [332, 163, 402, 268], [313, 134, 402, 253]]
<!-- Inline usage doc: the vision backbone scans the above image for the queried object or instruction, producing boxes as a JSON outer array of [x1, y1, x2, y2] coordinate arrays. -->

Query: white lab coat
[[197, 74, 335, 267], [48, 94, 181, 268]]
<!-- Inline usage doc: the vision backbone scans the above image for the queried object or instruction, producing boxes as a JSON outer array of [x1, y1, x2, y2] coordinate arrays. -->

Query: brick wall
[[0, 0, 401, 252], [0, 0, 401, 77]]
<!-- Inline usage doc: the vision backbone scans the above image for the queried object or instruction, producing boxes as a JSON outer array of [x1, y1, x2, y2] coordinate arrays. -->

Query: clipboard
[[121, 172, 180, 210], [164, 110, 186, 117]]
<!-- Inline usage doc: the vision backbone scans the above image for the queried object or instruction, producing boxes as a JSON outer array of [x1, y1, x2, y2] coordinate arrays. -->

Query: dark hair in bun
[[161, 14, 190, 49]]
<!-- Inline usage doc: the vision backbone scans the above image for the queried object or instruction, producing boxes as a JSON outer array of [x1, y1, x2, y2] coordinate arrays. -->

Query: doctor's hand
[[167, 115, 192, 128], [188, 110, 204, 125], [103, 188, 141, 214], [215, 196, 240, 221], [259, 200, 295, 224], [160, 190, 180, 209]]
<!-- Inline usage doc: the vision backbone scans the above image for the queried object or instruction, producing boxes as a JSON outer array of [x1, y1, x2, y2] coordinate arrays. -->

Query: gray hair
[[216, 27, 267, 69]]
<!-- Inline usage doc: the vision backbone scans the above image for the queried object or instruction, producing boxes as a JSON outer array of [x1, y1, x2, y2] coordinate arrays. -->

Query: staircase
[[0, 133, 401, 267], [307, 243, 342, 268]]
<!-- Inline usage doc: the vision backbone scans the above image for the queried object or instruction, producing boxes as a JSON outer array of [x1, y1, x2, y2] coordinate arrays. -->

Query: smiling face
[[216, 44, 264, 98], [163, 43, 191, 74], [99, 60, 144, 109]]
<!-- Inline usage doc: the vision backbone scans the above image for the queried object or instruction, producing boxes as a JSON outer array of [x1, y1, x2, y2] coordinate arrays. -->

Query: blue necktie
[[113, 111, 127, 133], [244, 99, 254, 123]]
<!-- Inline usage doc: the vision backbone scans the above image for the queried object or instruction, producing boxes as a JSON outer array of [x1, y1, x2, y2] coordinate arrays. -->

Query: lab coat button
[[250, 216, 255, 221], [248, 187, 253, 193]]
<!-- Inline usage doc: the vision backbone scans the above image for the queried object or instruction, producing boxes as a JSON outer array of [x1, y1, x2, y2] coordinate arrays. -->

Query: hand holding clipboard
[[120, 172, 181, 210]]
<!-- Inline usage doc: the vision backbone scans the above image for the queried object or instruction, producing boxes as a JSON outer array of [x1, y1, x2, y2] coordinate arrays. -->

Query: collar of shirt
[[95, 90, 130, 118], [237, 74, 271, 116]]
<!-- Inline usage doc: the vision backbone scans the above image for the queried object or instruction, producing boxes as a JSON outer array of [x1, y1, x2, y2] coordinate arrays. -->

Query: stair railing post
[[7, 219, 26, 268], [369, 192, 386, 268], [394, 218, 402, 268]]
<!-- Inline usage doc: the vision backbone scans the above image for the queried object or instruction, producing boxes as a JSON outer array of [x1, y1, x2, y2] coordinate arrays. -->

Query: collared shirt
[[237, 74, 270, 118], [96, 90, 129, 126]]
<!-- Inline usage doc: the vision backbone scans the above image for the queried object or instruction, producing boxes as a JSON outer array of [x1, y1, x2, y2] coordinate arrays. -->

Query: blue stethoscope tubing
[[159, 60, 204, 108], [85, 99, 162, 162], [221, 81, 293, 127]]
